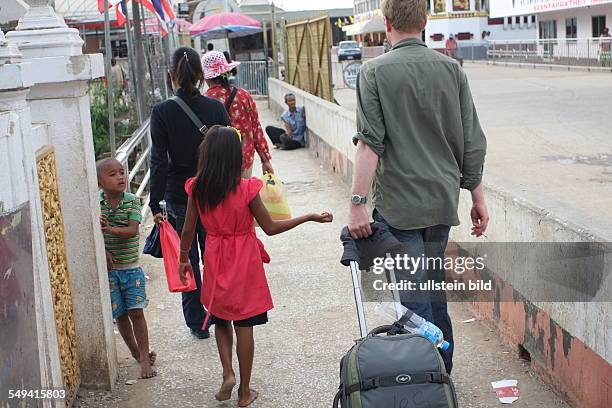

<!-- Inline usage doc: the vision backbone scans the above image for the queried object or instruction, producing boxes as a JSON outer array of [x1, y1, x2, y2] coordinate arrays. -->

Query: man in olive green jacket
[[347, 0, 489, 374]]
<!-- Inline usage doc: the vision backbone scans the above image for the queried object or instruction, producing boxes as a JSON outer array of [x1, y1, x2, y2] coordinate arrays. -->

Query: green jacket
[[354, 38, 487, 230]]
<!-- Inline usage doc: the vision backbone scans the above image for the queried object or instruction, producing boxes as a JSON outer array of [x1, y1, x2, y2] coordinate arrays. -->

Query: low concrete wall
[[268, 78, 612, 408]]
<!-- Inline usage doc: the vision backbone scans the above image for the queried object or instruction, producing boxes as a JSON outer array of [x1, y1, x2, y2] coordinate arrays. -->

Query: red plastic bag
[[159, 220, 197, 293]]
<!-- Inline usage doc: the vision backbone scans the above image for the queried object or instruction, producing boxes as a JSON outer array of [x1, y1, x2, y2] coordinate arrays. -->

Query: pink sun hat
[[202, 51, 240, 80]]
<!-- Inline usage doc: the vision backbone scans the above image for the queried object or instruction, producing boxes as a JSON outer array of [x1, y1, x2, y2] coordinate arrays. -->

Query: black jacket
[[340, 222, 402, 269], [149, 89, 231, 215]]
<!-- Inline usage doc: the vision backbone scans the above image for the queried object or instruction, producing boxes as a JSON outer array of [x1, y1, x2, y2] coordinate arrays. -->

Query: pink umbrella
[[175, 18, 194, 31], [190, 12, 262, 39]]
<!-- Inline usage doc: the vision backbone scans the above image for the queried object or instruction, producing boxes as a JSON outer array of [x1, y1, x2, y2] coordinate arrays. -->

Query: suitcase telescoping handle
[[350, 261, 368, 338]]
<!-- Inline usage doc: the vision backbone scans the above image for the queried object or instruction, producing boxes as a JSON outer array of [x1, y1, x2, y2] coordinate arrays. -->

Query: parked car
[[338, 41, 362, 61]]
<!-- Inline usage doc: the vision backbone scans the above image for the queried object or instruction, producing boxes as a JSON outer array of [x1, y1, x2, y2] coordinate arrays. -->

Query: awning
[[342, 16, 384, 36]]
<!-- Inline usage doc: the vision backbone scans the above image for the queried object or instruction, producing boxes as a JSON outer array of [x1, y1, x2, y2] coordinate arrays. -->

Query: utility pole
[[132, 0, 148, 116], [262, 20, 269, 67], [103, 0, 116, 156], [124, 3, 143, 123], [271, 1, 279, 79], [140, 0, 156, 97]]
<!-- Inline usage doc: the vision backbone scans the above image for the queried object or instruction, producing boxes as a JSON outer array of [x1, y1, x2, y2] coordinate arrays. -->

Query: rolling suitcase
[[333, 261, 458, 408]]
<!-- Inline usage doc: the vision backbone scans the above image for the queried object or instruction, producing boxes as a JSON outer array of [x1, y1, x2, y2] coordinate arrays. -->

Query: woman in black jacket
[[149, 47, 230, 339]]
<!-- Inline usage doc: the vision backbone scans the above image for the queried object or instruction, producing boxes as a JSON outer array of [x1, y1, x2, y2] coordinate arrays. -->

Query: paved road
[[76, 105, 569, 408], [335, 63, 612, 240]]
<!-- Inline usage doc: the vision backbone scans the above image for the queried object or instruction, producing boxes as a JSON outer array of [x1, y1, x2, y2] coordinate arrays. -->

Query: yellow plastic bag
[[259, 173, 291, 221]]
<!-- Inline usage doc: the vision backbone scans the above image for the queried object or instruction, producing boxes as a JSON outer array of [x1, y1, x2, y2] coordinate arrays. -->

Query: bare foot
[[134, 351, 157, 366], [149, 351, 157, 366], [140, 360, 157, 379], [215, 375, 236, 401], [238, 389, 258, 407]]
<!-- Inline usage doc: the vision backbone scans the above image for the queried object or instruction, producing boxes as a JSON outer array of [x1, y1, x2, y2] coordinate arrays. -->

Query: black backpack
[[333, 325, 458, 408]]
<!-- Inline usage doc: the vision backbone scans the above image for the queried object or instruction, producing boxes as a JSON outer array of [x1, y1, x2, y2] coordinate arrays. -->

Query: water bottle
[[374, 302, 450, 350]]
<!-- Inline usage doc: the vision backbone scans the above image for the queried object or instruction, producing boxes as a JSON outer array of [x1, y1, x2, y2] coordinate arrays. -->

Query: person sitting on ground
[[265, 93, 306, 150], [202, 51, 274, 177], [178, 126, 333, 407], [97, 157, 156, 379]]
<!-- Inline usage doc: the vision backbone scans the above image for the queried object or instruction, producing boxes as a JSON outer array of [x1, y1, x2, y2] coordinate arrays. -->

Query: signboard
[[453, 0, 470, 11], [434, 0, 446, 13], [178, 3, 190, 18], [343, 62, 362, 90], [491, 0, 612, 18]]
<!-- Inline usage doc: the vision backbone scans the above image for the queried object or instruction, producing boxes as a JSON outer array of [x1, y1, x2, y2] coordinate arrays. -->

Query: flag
[[162, 0, 175, 22], [98, 0, 130, 26], [97, 0, 122, 14], [116, 0, 129, 26], [139, 0, 171, 36]]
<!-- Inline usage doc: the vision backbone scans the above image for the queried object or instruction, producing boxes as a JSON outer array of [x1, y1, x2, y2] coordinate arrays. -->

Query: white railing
[[115, 118, 152, 217], [236, 61, 269, 96], [485, 38, 612, 71]]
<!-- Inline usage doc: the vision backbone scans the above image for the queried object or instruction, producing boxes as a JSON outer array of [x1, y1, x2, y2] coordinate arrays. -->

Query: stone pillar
[[0, 30, 63, 406], [7, 1, 118, 389]]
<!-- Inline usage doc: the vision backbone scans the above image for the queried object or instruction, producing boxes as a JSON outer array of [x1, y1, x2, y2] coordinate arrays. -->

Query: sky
[[277, 0, 354, 11]]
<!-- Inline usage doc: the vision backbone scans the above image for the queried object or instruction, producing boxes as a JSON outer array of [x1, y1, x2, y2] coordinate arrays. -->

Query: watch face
[[351, 195, 362, 205]]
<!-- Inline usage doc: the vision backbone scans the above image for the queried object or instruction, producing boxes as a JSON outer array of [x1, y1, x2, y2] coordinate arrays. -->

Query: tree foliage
[[89, 81, 138, 159]]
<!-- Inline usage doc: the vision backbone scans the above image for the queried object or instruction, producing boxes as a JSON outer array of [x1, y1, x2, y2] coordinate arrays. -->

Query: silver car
[[338, 40, 362, 61]]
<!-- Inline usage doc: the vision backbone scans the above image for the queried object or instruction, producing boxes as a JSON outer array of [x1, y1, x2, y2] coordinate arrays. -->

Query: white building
[[344, 0, 537, 58], [490, 0, 612, 40], [426, 0, 537, 57]]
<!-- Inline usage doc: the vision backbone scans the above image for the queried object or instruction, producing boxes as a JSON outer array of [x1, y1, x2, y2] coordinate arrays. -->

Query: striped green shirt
[[100, 191, 142, 266]]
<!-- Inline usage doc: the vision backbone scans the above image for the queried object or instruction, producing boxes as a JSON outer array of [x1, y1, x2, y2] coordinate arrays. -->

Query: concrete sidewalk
[[76, 104, 569, 408]]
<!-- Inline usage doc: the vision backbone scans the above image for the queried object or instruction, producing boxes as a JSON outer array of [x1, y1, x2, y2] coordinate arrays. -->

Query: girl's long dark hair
[[193, 126, 243, 210], [172, 47, 202, 96]]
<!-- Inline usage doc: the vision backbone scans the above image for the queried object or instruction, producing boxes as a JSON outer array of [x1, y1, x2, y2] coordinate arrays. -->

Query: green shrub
[[89, 81, 138, 159]]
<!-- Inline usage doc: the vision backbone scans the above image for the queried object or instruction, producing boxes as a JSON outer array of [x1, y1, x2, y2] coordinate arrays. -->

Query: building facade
[[345, 0, 537, 57], [491, 0, 612, 40]]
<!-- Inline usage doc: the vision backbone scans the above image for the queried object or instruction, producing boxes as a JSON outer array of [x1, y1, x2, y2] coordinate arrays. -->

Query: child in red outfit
[[178, 125, 333, 407]]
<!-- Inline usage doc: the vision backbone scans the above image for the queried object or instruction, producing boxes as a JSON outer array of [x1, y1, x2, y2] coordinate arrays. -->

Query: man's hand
[[470, 184, 489, 237], [262, 161, 274, 175], [470, 202, 489, 237], [348, 205, 372, 239], [105, 250, 115, 272], [153, 212, 165, 226], [178, 261, 193, 286]]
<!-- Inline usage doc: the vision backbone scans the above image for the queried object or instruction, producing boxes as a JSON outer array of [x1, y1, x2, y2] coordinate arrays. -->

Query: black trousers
[[265, 125, 303, 150]]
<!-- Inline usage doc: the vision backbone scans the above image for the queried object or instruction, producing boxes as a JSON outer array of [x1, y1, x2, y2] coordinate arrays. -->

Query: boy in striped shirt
[[97, 158, 156, 379]]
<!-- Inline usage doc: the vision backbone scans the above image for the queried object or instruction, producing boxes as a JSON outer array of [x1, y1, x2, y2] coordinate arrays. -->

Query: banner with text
[[490, 0, 612, 18]]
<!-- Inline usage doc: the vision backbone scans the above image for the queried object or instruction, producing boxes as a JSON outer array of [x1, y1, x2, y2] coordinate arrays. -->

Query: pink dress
[[185, 177, 273, 322]]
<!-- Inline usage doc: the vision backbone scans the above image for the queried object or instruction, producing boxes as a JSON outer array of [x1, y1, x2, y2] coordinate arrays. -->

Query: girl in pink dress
[[178, 125, 332, 407]]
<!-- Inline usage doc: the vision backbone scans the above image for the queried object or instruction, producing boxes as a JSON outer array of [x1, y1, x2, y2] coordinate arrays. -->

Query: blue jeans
[[166, 201, 208, 332], [373, 210, 455, 374]]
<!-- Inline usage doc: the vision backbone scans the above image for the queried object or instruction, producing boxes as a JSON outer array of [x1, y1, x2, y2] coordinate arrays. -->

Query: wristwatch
[[351, 194, 367, 205]]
